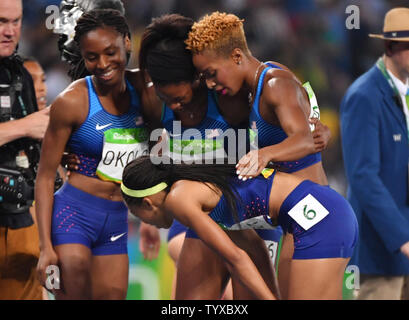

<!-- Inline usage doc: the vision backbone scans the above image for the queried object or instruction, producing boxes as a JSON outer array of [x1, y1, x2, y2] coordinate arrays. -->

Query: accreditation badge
[[303, 82, 320, 131], [1, 95, 11, 108], [96, 127, 149, 183]]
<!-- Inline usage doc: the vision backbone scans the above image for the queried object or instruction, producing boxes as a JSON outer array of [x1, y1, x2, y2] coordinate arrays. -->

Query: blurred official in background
[[341, 7, 409, 300]]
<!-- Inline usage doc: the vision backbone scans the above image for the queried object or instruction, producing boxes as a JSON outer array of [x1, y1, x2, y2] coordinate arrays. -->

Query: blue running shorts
[[51, 182, 128, 255], [279, 180, 358, 259]]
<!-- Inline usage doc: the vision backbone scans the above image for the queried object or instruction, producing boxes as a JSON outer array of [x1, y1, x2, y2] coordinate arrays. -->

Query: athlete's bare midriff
[[68, 171, 123, 201]]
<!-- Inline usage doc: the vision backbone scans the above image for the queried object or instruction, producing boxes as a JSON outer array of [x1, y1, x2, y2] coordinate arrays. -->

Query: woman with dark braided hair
[[121, 155, 358, 300], [35, 9, 151, 299], [55, 0, 162, 262], [55, 0, 126, 81]]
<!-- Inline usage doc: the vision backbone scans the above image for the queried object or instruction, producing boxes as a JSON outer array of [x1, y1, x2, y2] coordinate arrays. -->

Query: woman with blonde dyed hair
[[186, 12, 347, 300]]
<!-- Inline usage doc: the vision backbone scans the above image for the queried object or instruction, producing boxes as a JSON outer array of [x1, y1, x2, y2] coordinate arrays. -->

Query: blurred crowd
[[18, 0, 409, 195]]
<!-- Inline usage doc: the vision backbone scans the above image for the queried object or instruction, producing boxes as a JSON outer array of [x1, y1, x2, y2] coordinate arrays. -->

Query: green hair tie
[[120, 182, 168, 198]]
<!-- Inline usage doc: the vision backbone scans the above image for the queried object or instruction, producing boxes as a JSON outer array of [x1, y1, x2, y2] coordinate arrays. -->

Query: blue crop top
[[209, 170, 278, 230], [249, 62, 321, 172], [67, 76, 148, 179], [161, 90, 242, 161]]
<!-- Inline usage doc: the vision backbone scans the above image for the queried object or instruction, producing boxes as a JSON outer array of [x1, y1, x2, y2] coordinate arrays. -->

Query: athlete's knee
[[60, 254, 92, 286]]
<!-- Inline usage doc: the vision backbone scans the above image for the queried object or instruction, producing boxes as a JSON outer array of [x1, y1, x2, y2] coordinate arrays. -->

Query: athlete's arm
[[310, 118, 331, 152], [167, 181, 277, 300], [226, 229, 281, 299], [35, 82, 86, 286], [139, 221, 161, 261], [237, 76, 315, 178], [126, 69, 163, 132]]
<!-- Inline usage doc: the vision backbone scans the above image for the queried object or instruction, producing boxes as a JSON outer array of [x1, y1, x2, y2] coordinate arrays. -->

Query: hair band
[[120, 182, 168, 198]]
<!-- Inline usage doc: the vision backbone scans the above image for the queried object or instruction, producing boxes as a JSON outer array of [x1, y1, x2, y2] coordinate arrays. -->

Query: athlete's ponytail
[[121, 155, 240, 222]]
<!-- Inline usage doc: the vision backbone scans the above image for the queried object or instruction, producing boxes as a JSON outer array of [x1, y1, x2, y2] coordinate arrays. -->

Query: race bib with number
[[287, 193, 329, 230], [168, 138, 226, 162], [218, 215, 277, 231], [264, 240, 279, 266], [96, 127, 149, 183]]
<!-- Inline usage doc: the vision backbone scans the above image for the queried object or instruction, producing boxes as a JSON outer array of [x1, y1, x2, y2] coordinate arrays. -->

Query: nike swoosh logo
[[110, 232, 126, 242], [96, 123, 112, 131]]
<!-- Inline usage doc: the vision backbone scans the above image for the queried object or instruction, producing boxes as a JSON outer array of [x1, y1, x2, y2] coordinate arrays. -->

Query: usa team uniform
[[51, 76, 148, 255]]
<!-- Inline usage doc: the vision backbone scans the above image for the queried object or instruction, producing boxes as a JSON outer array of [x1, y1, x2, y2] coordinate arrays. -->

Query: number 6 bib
[[287, 194, 329, 230]]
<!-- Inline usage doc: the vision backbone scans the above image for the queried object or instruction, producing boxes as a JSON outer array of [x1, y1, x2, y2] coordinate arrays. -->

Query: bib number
[[264, 240, 279, 266], [222, 215, 277, 231], [96, 128, 148, 183], [287, 193, 329, 230]]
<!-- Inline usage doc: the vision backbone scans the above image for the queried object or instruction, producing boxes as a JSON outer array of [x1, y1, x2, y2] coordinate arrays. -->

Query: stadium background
[[20, 0, 408, 299]]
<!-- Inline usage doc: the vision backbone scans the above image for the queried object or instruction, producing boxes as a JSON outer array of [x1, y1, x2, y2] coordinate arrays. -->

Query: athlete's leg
[[281, 181, 358, 300], [227, 230, 280, 300], [277, 232, 294, 299], [167, 232, 186, 299], [53, 244, 92, 299], [287, 257, 350, 300], [175, 237, 230, 300], [91, 254, 129, 299]]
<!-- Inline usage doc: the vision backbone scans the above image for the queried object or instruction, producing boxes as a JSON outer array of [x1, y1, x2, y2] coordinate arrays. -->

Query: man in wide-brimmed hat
[[340, 7, 409, 300]]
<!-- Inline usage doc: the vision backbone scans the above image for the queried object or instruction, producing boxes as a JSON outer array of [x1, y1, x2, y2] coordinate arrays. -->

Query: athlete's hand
[[20, 107, 50, 140], [37, 247, 60, 292], [236, 149, 270, 180], [61, 152, 80, 176], [400, 241, 409, 260], [139, 221, 161, 261], [310, 118, 331, 153]]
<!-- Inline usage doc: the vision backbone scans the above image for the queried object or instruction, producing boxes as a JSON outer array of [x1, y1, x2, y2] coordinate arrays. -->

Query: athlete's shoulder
[[265, 66, 301, 85], [49, 78, 88, 125], [52, 78, 88, 108], [261, 61, 305, 100], [168, 180, 220, 207], [264, 60, 290, 72]]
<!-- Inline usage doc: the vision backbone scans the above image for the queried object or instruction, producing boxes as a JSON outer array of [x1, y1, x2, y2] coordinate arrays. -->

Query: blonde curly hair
[[185, 12, 250, 57]]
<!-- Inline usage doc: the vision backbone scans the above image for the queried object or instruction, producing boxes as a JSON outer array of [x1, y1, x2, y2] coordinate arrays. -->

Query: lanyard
[[376, 57, 409, 107], [376, 57, 402, 97]]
